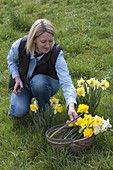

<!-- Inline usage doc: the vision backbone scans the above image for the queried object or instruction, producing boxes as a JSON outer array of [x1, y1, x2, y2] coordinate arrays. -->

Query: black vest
[[8, 36, 63, 91]]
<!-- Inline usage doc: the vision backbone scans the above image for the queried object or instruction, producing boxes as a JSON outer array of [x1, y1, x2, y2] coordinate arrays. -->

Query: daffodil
[[77, 104, 89, 114], [68, 122, 76, 127], [77, 114, 93, 130], [50, 97, 59, 106], [93, 124, 101, 135], [100, 79, 109, 90], [77, 78, 85, 87], [87, 78, 96, 87], [93, 115, 102, 125], [76, 117, 86, 129], [84, 114, 94, 127], [30, 103, 38, 112], [77, 87, 86, 96], [83, 128, 94, 138], [101, 118, 112, 132], [95, 79, 101, 88], [54, 104, 63, 114]]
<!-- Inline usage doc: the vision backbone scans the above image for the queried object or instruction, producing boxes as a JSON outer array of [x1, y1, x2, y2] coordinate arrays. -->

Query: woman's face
[[35, 32, 54, 54]]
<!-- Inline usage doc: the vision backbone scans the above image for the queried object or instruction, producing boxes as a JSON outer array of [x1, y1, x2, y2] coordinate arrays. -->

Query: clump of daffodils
[[30, 97, 63, 114], [76, 77, 110, 115], [30, 97, 63, 135]]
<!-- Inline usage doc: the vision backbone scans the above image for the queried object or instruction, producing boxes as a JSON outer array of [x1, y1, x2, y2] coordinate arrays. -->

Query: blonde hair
[[26, 19, 55, 55]]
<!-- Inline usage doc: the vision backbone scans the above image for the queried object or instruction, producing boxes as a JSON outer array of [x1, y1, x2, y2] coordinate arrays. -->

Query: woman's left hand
[[68, 103, 78, 121]]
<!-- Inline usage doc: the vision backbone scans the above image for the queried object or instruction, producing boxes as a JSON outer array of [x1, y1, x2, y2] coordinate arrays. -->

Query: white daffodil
[[101, 118, 112, 132], [93, 124, 101, 135]]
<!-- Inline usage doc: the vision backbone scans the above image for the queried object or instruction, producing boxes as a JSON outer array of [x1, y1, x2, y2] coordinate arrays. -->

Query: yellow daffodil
[[50, 97, 59, 106], [77, 78, 85, 87], [84, 114, 94, 127], [68, 122, 76, 127], [77, 114, 93, 129], [87, 78, 96, 87], [77, 104, 89, 114], [95, 79, 101, 88], [77, 87, 86, 96], [30, 103, 38, 112], [93, 115, 102, 125], [54, 104, 63, 114], [76, 117, 86, 129], [83, 128, 94, 138], [100, 79, 109, 90]]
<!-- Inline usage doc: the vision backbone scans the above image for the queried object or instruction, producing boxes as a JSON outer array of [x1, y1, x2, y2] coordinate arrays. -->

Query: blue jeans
[[9, 74, 60, 117]]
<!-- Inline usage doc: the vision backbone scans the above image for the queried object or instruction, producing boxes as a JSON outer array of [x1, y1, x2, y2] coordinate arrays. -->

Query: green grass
[[0, 0, 113, 169]]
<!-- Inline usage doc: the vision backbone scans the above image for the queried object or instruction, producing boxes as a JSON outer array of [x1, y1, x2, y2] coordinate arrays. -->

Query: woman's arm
[[7, 38, 22, 78], [7, 38, 23, 94], [55, 50, 78, 120]]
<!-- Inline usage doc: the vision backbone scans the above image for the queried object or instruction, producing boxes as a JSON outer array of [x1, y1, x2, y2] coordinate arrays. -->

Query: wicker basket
[[46, 124, 95, 153]]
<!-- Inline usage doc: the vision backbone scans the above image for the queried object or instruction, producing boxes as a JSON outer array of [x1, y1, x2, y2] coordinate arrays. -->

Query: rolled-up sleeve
[[55, 50, 77, 107], [7, 38, 22, 78]]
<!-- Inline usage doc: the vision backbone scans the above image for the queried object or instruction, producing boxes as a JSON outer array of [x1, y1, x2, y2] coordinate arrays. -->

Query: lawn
[[0, 0, 113, 169]]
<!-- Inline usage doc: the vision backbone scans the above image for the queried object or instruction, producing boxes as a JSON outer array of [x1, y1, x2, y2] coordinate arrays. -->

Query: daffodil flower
[[77, 104, 89, 114], [77, 78, 85, 87], [95, 79, 101, 88], [50, 97, 59, 106], [87, 78, 96, 87], [93, 124, 101, 135], [77, 87, 86, 96], [93, 115, 103, 125], [101, 118, 112, 132], [83, 128, 94, 138], [30, 103, 38, 112], [54, 104, 63, 114], [100, 79, 109, 90], [76, 117, 86, 129], [68, 122, 76, 127]]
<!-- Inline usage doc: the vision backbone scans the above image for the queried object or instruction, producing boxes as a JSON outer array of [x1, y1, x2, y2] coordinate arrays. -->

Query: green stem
[[72, 130, 83, 140], [64, 126, 79, 139], [50, 113, 83, 138]]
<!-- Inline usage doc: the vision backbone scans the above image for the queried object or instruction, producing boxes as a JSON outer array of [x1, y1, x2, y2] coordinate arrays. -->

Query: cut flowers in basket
[[50, 77, 112, 140], [30, 97, 63, 135], [68, 104, 112, 138], [50, 103, 112, 139]]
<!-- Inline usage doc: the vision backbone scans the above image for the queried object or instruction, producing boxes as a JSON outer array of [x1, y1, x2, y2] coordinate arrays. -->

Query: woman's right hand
[[13, 76, 23, 95]]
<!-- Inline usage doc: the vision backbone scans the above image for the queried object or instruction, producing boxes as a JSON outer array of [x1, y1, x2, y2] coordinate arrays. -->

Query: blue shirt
[[7, 38, 77, 107]]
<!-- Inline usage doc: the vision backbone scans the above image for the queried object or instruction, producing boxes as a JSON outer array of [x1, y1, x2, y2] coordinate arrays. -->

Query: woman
[[7, 19, 78, 121]]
